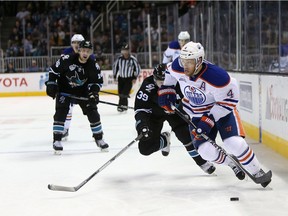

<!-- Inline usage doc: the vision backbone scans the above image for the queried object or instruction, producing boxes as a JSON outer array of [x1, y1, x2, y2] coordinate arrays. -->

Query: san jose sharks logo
[[184, 85, 206, 105], [66, 64, 88, 87], [145, 84, 155, 92]]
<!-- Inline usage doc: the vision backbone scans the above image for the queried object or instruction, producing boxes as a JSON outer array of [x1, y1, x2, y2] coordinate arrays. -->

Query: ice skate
[[254, 169, 272, 188], [95, 139, 109, 152], [228, 162, 245, 180], [62, 129, 69, 141], [161, 131, 171, 156], [200, 161, 216, 174], [117, 107, 124, 112], [53, 141, 63, 155]]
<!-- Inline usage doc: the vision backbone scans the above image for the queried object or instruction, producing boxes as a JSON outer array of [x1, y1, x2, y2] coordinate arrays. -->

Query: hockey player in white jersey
[[158, 41, 272, 187], [162, 31, 190, 64]]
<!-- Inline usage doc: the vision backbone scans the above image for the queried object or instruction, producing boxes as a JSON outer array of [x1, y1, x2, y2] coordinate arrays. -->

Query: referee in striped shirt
[[113, 44, 141, 112]]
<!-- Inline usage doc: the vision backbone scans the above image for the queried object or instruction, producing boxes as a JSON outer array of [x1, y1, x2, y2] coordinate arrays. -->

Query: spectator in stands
[[114, 34, 124, 53], [23, 34, 33, 56], [7, 27, 21, 48], [101, 58, 111, 70], [27, 60, 40, 72], [5, 62, 17, 73], [43, 58, 52, 72], [16, 7, 30, 21]]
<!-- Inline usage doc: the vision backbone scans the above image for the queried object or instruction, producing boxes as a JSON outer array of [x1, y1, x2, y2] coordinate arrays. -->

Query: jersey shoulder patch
[[171, 58, 184, 73], [200, 64, 230, 87], [62, 47, 74, 55], [169, 41, 181, 49]]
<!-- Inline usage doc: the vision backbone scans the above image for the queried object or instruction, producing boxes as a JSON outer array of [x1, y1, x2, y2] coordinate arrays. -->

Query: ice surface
[[0, 95, 288, 216]]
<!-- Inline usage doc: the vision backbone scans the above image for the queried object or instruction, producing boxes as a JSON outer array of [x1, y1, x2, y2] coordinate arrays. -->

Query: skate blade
[[100, 148, 109, 152], [54, 150, 62, 155]]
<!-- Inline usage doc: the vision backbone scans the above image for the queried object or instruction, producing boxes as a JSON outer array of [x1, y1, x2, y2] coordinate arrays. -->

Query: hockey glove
[[45, 81, 58, 99], [195, 114, 215, 137], [158, 85, 176, 112], [138, 126, 152, 141], [88, 92, 99, 106]]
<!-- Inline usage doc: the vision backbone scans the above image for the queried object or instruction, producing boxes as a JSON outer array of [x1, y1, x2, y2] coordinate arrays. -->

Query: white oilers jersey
[[162, 41, 181, 64], [164, 59, 239, 121]]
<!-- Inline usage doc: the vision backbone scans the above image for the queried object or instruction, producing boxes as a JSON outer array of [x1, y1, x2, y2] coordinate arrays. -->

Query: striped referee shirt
[[113, 55, 141, 78]]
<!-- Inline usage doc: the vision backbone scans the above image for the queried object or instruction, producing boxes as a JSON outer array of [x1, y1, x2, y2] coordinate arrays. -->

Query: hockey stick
[[100, 90, 130, 98], [48, 134, 143, 192], [171, 104, 272, 186], [60, 92, 134, 109]]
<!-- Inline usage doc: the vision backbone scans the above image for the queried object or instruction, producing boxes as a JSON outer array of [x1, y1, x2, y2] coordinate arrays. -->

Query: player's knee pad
[[173, 126, 191, 145], [54, 108, 68, 121], [198, 141, 220, 162], [223, 136, 248, 157], [85, 108, 100, 122], [138, 141, 154, 156]]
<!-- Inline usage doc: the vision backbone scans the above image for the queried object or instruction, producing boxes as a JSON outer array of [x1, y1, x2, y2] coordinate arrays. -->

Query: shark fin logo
[[66, 65, 87, 87]]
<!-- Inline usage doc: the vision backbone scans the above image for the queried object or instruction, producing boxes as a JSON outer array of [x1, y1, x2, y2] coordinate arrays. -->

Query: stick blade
[[254, 170, 272, 185], [48, 184, 77, 192]]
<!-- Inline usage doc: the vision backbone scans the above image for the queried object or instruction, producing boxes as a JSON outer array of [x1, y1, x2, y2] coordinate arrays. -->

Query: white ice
[[0, 95, 288, 216]]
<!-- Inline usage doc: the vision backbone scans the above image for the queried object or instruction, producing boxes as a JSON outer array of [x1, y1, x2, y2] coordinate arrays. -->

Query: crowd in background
[[2, 1, 176, 72], [5, 1, 103, 57], [3, 1, 179, 56], [1, 1, 288, 73]]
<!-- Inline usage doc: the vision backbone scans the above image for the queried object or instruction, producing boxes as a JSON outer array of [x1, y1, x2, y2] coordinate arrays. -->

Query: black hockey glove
[[138, 126, 152, 141], [45, 81, 58, 99], [88, 92, 99, 106]]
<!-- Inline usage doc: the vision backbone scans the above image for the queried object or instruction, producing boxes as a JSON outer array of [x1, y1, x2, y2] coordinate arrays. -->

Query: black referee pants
[[117, 77, 134, 109]]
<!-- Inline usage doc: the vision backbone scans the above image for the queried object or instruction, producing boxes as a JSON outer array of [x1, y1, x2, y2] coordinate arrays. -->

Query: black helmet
[[121, 43, 129, 50], [79, 40, 93, 49], [153, 63, 167, 81]]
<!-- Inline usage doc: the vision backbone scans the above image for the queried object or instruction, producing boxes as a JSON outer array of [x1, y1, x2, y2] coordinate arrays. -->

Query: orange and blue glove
[[195, 114, 215, 136], [158, 85, 176, 112]]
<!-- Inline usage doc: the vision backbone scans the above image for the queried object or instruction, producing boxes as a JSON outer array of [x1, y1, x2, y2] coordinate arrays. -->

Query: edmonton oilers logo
[[184, 86, 206, 105]]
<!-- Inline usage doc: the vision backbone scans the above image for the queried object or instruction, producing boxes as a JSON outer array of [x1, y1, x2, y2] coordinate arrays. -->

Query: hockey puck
[[230, 197, 239, 201]]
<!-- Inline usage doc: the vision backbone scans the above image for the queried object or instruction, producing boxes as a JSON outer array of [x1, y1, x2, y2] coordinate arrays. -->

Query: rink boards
[[0, 70, 287, 158]]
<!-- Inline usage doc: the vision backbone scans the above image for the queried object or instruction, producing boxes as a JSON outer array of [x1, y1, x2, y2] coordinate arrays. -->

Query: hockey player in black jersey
[[46, 40, 109, 152], [134, 63, 216, 174]]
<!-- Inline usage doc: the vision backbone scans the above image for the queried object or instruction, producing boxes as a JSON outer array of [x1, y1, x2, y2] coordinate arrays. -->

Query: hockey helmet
[[178, 31, 190, 41], [79, 40, 93, 50], [180, 41, 205, 61], [178, 31, 190, 48], [153, 63, 167, 81], [121, 43, 129, 50], [71, 34, 84, 44], [180, 41, 205, 73]]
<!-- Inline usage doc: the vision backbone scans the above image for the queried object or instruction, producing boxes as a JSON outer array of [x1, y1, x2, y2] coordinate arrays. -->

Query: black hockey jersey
[[134, 76, 168, 125], [48, 53, 103, 96]]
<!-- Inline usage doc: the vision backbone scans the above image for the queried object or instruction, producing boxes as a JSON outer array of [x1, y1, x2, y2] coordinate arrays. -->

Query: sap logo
[[184, 85, 206, 105], [0, 77, 28, 88]]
